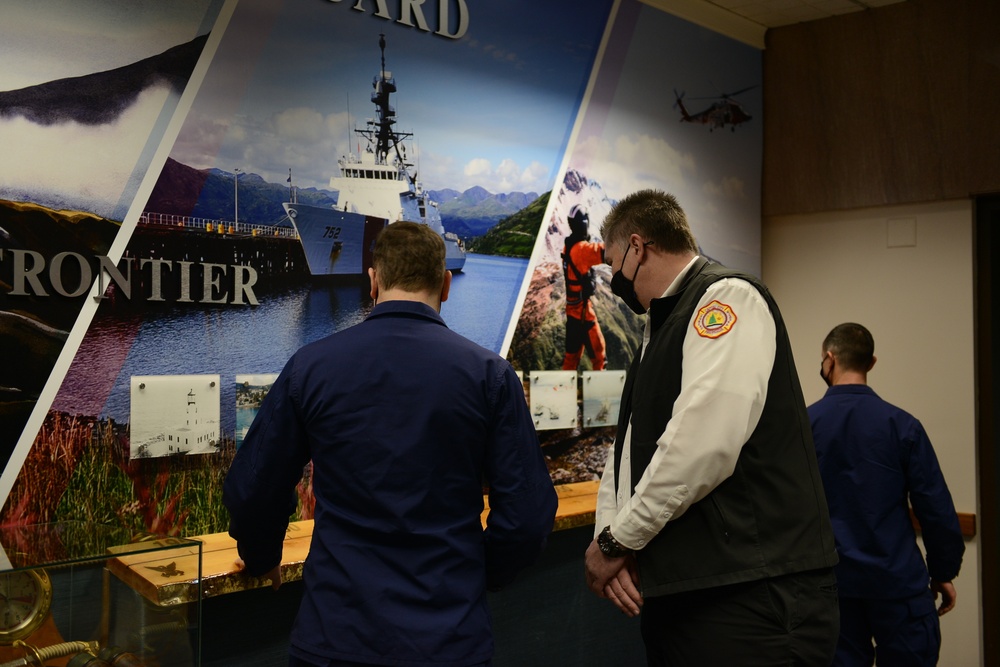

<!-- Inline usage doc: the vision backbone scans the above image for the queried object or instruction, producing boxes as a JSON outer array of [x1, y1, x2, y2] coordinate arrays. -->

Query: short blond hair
[[372, 221, 446, 293]]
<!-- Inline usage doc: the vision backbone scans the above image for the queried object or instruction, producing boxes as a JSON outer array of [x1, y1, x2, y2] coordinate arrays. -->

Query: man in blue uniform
[[809, 322, 964, 666], [224, 221, 558, 667], [584, 189, 839, 665]]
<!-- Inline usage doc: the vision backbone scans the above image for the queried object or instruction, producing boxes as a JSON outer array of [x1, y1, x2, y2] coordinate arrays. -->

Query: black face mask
[[610, 249, 645, 315], [819, 356, 832, 387]]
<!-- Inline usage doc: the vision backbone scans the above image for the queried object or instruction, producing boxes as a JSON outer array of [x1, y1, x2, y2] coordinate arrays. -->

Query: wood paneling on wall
[[762, 0, 1000, 216]]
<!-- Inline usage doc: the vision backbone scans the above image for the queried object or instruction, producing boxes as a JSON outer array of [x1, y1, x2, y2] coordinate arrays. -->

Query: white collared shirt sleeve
[[609, 277, 776, 550], [594, 439, 619, 537]]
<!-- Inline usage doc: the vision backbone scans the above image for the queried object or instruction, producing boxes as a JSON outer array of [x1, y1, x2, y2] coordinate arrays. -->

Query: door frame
[[974, 195, 999, 666]]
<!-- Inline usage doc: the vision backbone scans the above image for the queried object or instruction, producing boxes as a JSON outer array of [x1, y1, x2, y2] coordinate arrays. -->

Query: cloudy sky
[[0, 0, 222, 218], [171, 0, 613, 196], [0, 0, 221, 90]]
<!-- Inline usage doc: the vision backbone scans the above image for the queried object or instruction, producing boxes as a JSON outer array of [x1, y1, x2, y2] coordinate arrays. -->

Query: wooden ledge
[[106, 522, 314, 606], [911, 508, 976, 538], [108, 482, 972, 607], [106, 483, 601, 606]]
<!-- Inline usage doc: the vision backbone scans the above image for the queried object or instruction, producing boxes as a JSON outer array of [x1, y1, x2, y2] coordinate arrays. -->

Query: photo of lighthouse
[[129, 374, 221, 459]]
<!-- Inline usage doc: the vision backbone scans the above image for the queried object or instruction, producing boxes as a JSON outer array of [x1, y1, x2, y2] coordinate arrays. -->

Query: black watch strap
[[597, 525, 630, 558]]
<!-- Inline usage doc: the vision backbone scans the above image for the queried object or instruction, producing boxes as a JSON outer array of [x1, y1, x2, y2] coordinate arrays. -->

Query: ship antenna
[[379, 32, 386, 76]]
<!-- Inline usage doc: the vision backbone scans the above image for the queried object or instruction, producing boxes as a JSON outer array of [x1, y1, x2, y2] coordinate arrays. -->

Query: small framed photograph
[[130, 375, 221, 459], [528, 370, 578, 430], [581, 370, 626, 427], [235, 374, 279, 448]]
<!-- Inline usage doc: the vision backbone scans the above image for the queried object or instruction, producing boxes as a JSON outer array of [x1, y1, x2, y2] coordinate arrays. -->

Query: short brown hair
[[600, 189, 698, 254], [372, 221, 446, 293]]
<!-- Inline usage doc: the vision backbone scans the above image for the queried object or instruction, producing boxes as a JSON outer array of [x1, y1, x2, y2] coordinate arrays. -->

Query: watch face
[[598, 527, 625, 557], [0, 569, 53, 643], [598, 529, 614, 555]]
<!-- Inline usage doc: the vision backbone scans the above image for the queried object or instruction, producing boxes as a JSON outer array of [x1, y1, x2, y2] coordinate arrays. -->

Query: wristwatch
[[597, 526, 630, 558]]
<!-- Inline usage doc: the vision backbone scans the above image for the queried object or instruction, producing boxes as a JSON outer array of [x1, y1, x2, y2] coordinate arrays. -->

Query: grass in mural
[[2, 412, 93, 526], [3, 411, 315, 540], [55, 430, 232, 538]]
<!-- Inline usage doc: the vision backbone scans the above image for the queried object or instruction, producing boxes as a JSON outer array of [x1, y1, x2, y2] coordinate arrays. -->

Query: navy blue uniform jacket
[[224, 300, 557, 666], [808, 384, 963, 599]]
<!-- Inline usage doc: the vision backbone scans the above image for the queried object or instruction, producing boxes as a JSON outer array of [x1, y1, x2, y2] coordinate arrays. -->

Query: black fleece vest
[[613, 258, 837, 596]]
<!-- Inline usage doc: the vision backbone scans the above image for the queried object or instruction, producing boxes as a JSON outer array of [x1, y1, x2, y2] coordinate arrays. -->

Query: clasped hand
[[584, 539, 643, 617]]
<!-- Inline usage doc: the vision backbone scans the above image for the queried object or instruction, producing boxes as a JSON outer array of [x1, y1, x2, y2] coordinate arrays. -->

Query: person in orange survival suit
[[562, 204, 606, 370]]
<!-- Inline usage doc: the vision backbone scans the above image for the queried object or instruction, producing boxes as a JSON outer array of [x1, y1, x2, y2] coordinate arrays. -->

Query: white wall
[[762, 199, 982, 666]]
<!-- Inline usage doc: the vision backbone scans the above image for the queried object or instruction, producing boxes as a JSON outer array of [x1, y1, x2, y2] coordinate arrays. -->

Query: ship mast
[[361, 34, 415, 185]]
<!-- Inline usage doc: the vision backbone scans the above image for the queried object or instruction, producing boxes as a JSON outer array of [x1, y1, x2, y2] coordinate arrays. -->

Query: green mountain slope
[[466, 192, 550, 258]]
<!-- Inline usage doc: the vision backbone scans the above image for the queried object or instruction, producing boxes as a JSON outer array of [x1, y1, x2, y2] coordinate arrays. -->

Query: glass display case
[[0, 522, 201, 667]]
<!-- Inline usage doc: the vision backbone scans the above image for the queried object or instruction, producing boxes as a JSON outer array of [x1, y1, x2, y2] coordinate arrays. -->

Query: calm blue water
[[235, 406, 257, 447], [67, 254, 527, 435], [441, 253, 527, 352]]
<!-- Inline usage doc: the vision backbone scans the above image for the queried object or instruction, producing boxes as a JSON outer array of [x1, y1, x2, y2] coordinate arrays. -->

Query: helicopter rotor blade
[[687, 84, 759, 101], [721, 84, 759, 98]]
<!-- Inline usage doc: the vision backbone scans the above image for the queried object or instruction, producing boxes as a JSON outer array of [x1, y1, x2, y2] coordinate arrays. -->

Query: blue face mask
[[610, 250, 645, 315]]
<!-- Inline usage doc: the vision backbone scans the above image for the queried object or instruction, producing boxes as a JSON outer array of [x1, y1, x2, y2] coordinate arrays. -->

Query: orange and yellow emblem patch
[[693, 300, 737, 338]]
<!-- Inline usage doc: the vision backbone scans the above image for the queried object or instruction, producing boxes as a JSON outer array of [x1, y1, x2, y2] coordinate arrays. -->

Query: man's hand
[[234, 558, 282, 591], [584, 539, 642, 617], [931, 580, 957, 616]]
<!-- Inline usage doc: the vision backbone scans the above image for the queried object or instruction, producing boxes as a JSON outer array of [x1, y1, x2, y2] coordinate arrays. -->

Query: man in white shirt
[[584, 189, 839, 666]]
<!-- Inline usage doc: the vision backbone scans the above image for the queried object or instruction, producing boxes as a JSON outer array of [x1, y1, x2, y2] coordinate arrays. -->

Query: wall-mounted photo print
[[529, 370, 578, 431], [130, 375, 221, 459], [235, 373, 278, 448], [581, 370, 626, 428]]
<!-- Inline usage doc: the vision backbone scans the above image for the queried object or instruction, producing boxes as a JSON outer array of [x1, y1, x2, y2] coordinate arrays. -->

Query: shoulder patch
[[693, 300, 737, 339]]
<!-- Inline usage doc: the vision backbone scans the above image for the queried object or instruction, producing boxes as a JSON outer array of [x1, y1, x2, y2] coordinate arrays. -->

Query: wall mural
[[0, 0, 761, 538], [511, 0, 763, 483]]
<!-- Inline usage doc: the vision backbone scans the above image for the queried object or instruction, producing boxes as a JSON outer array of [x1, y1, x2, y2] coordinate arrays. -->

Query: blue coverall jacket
[[224, 300, 557, 666]]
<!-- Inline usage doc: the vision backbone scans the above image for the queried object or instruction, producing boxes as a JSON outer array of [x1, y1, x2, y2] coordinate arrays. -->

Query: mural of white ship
[[283, 33, 466, 276]]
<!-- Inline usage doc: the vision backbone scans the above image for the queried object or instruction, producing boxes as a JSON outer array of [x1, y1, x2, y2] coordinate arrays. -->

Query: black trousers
[[640, 568, 839, 667]]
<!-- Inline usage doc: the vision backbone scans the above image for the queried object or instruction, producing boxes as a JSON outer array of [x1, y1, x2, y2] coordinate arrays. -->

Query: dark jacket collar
[[823, 384, 877, 397], [367, 299, 447, 326]]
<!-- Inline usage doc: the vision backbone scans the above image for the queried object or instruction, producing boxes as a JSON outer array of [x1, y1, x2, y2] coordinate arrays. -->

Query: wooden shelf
[[106, 524, 312, 606], [107, 483, 974, 606], [911, 508, 976, 538], [107, 483, 599, 605]]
